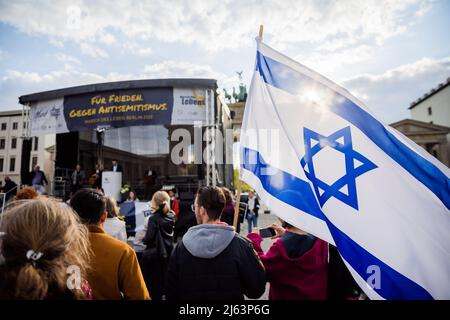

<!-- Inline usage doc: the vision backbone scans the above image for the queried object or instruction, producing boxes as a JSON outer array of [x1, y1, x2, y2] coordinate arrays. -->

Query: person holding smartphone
[[247, 219, 329, 300]]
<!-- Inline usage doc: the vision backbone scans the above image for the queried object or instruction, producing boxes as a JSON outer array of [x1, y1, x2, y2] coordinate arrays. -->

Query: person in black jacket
[[111, 159, 123, 173], [173, 192, 198, 243], [1, 176, 17, 202], [141, 191, 175, 301], [30, 165, 48, 194], [327, 244, 362, 300], [166, 186, 266, 300]]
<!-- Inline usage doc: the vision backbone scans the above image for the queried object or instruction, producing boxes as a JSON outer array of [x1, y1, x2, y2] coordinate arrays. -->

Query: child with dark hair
[[126, 191, 138, 202]]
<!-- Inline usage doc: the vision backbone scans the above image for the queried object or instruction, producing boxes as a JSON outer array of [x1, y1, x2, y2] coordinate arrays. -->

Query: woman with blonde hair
[[103, 196, 127, 243], [0, 197, 93, 299], [141, 190, 175, 300]]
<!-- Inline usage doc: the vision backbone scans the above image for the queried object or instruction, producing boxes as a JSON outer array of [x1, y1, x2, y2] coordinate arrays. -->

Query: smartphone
[[259, 227, 276, 238]]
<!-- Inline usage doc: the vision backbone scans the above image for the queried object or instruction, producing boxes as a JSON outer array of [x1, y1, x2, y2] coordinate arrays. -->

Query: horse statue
[[223, 88, 232, 102]]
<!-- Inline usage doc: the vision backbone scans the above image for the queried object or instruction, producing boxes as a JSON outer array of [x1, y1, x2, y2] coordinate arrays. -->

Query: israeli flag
[[119, 201, 152, 236], [239, 40, 450, 300]]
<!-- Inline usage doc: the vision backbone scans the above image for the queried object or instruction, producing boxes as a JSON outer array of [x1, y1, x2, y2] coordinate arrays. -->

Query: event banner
[[30, 98, 68, 135], [64, 87, 173, 132], [30, 87, 209, 135]]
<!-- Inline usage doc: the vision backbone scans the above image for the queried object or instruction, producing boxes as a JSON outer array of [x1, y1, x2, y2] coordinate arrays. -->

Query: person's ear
[[200, 206, 207, 219], [100, 211, 107, 224]]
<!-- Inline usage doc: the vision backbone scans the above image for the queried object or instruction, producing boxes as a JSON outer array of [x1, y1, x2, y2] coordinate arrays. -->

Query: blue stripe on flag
[[242, 147, 434, 299], [242, 147, 326, 221], [256, 51, 450, 209]]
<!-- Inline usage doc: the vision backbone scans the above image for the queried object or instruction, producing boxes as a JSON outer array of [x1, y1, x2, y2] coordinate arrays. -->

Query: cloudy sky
[[0, 0, 449, 124]]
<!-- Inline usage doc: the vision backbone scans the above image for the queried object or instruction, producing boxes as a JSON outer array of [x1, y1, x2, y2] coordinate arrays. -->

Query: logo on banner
[[172, 88, 207, 124], [50, 106, 61, 119], [179, 89, 205, 108], [300, 126, 377, 210]]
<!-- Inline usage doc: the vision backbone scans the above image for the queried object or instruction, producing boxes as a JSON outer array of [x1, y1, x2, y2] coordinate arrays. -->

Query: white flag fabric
[[239, 40, 450, 300]]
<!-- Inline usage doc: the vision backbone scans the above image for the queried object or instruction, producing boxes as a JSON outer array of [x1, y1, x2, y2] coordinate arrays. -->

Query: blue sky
[[0, 0, 449, 124]]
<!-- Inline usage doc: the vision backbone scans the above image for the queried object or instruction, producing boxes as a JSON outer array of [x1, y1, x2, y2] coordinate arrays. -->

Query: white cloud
[[317, 37, 358, 52], [49, 38, 64, 48], [0, 0, 430, 53], [55, 53, 81, 65], [342, 56, 450, 123], [123, 42, 153, 56], [136, 47, 153, 56], [296, 45, 374, 76], [79, 42, 108, 58], [143, 61, 237, 90], [98, 32, 116, 45], [144, 61, 219, 78], [2, 69, 104, 85], [415, 0, 433, 16], [0, 68, 110, 108], [1, 60, 231, 87], [0, 60, 235, 109]]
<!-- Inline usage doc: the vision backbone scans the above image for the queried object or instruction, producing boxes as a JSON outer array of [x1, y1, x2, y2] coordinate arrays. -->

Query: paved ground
[[239, 211, 280, 300]]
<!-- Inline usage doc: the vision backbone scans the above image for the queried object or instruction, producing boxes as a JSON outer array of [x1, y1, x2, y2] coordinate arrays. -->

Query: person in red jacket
[[247, 219, 328, 300], [168, 188, 179, 221]]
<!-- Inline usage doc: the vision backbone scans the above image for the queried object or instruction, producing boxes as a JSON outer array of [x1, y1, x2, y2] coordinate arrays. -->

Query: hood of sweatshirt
[[274, 232, 327, 273], [182, 223, 235, 259]]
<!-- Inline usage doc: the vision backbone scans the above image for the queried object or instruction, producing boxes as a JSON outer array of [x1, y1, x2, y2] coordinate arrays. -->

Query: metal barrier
[[0, 185, 19, 214], [0, 193, 5, 214]]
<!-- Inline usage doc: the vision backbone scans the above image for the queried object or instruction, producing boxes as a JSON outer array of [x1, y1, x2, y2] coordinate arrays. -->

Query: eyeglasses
[[191, 204, 198, 212]]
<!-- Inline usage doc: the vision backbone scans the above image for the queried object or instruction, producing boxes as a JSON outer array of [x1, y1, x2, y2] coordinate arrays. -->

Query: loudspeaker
[[56, 132, 79, 169], [20, 138, 32, 185], [197, 164, 204, 180]]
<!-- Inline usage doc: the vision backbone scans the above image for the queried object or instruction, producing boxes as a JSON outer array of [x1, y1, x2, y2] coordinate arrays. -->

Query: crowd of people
[[9, 159, 158, 202], [0, 180, 361, 300]]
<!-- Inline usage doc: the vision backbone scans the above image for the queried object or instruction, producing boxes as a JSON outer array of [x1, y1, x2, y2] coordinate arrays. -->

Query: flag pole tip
[[256, 25, 264, 42]]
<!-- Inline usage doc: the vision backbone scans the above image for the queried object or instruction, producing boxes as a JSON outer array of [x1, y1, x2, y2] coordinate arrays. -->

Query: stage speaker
[[56, 132, 79, 169], [197, 164, 204, 180], [20, 138, 32, 185]]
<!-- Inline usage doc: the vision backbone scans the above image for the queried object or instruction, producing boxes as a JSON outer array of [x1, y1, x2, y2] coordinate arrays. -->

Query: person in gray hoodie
[[165, 186, 266, 300]]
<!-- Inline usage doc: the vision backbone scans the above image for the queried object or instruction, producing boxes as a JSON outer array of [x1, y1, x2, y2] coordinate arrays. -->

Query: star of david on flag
[[300, 126, 377, 210], [239, 38, 450, 300]]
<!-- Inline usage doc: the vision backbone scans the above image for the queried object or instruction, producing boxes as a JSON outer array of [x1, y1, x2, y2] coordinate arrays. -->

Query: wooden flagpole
[[232, 179, 241, 229], [233, 25, 264, 230]]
